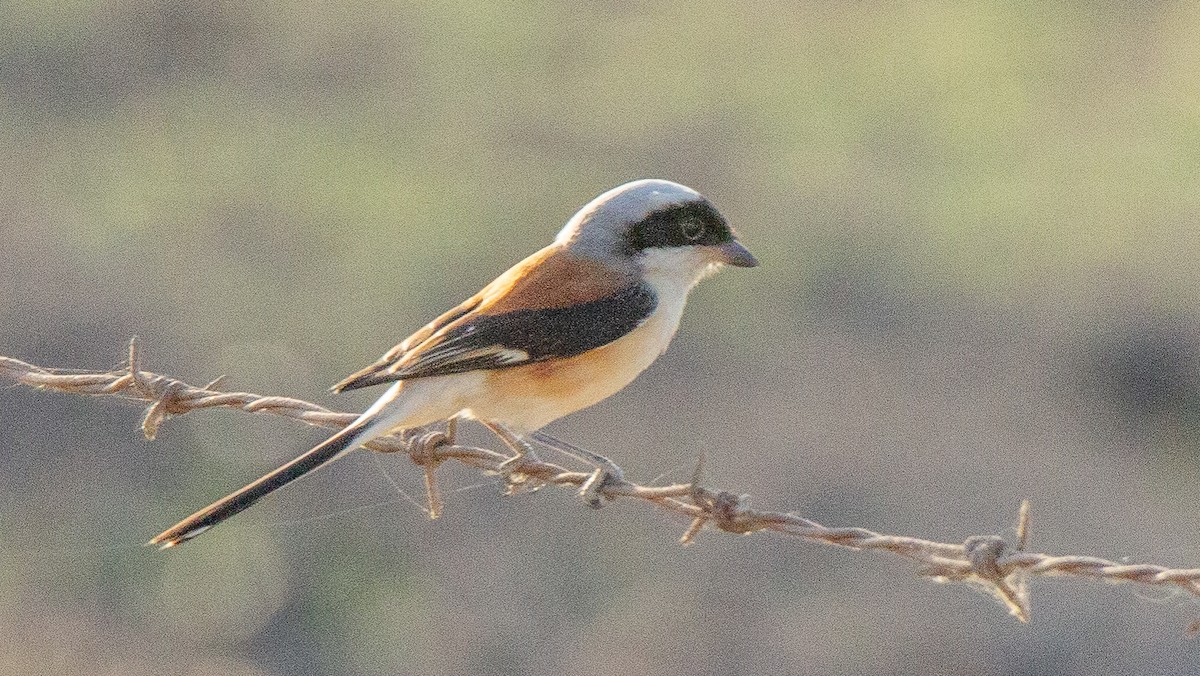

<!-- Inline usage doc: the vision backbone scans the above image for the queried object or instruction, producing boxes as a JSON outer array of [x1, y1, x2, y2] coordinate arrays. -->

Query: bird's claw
[[482, 420, 546, 495], [577, 466, 622, 508]]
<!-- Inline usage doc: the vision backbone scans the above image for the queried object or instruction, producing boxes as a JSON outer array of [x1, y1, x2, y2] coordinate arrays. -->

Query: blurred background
[[2, 1, 1199, 674]]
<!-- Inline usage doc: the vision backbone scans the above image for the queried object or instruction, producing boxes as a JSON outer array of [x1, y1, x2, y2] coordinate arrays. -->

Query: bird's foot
[[481, 420, 546, 495], [530, 431, 624, 508]]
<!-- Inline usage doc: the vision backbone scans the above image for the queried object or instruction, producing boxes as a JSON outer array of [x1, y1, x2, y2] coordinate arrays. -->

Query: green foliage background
[[2, 2, 1199, 674]]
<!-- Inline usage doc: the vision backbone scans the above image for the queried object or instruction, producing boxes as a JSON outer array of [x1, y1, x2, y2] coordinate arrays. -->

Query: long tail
[[147, 419, 376, 549]]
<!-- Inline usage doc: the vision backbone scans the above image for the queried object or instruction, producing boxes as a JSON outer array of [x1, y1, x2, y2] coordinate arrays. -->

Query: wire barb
[[412, 428, 450, 519], [3, 340, 1199, 626]]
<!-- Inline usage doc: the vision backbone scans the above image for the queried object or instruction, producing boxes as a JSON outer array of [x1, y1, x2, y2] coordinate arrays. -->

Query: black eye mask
[[624, 201, 733, 252]]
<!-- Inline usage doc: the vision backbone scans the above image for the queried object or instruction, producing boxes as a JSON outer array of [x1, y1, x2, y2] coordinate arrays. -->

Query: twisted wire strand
[[5, 337, 1200, 625]]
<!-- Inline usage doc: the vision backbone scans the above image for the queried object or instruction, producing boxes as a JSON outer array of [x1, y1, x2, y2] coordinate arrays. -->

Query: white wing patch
[[495, 348, 530, 364]]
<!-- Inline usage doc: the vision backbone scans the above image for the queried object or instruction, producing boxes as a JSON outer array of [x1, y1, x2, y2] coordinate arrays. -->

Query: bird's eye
[[680, 219, 705, 242]]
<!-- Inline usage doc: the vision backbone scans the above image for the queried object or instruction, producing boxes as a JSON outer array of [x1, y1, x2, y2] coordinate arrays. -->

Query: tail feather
[[147, 421, 371, 549]]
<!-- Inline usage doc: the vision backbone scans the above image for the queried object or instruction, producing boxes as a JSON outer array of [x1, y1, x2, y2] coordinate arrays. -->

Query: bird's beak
[[712, 240, 759, 268]]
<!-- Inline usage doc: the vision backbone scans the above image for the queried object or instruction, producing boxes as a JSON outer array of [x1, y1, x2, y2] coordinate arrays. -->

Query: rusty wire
[[5, 337, 1200, 625]]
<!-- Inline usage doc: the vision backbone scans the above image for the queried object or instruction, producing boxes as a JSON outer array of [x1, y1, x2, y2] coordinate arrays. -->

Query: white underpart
[[637, 245, 725, 350]]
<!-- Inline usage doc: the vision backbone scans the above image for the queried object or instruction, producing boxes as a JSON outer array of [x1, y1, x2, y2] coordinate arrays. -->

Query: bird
[[148, 178, 757, 548]]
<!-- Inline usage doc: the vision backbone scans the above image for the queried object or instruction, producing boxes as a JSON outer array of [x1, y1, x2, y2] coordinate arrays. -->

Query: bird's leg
[[480, 420, 543, 494], [481, 420, 536, 460], [530, 431, 624, 508]]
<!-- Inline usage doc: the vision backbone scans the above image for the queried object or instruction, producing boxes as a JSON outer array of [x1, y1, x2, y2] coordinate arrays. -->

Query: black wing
[[335, 282, 657, 391]]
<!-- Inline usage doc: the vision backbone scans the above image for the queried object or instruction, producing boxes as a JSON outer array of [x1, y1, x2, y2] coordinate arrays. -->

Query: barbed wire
[[4, 337, 1200, 626]]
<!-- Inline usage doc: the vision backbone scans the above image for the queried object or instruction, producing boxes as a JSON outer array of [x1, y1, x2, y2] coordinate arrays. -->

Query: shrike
[[150, 179, 757, 548]]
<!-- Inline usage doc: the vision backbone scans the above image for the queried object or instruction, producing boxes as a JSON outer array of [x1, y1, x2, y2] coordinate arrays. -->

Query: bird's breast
[[472, 282, 690, 432]]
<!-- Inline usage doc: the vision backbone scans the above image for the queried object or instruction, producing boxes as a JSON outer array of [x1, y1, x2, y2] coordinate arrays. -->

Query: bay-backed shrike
[[150, 179, 757, 548]]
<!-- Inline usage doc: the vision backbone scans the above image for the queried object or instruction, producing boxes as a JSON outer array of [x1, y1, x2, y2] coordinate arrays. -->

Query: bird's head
[[555, 179, 758, 286]]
